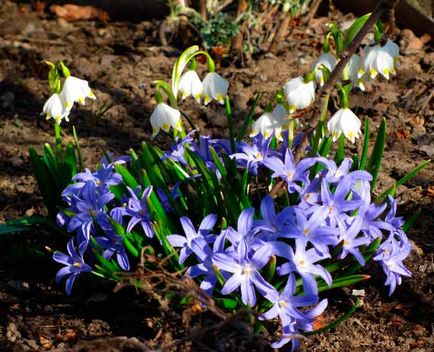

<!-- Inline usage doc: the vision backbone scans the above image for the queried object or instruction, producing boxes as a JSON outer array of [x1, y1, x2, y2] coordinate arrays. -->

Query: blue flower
[[275, 238, 332, 295], [337, 216, 371, 265], [67, 181, 114, 252], [264, 148, 317, 193], [212, 239, 275, 306], [163, 131, 195, 165], [271, 299, 328, 350], [231, 135, 273, 175], [280, 206, 338, 255], [167, 214, 217, 263], [374, 230, 412, 295], [53, 238, 92, 295], [260, 274, 319, 328], [124, 186, 154, 238]]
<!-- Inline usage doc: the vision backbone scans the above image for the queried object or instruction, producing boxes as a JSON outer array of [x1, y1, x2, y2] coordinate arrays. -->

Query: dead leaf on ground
[[50, 4, 109, 22]]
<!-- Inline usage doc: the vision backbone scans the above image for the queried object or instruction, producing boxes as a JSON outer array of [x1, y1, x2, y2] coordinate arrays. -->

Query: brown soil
[[0, 1, 433, 351]]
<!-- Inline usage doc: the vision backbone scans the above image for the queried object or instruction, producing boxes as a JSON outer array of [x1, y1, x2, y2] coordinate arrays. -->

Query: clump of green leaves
[[192, 13, 239, 49]]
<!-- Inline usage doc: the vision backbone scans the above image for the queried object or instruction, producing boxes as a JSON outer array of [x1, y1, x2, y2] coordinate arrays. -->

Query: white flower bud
[[60, 76, 96, 111], [313, 52, 336, 86], [42, 93, 69, 125], [327, 108, 361, 143], [343, 54, 365, 91], [179, 70, 203, 103], [202, 72, 229, 105], [284, 76, 316, 113], [363, 40, 399, 80], [250, 108, 285, 141], [150, 103, 182, 138]]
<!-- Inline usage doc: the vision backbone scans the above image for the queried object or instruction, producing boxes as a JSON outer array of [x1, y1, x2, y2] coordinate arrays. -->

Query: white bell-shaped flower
[[327, 108, 361, 143], [343, 54, 365, 91], [313, 52, 337, 86], [250, 106, 285, 141], [384, 39, 399, 59], [179, 70, 203, 103], [202, 72, 229, 105], [363, 40, 398, 80], [60, 76, 96, 110], [284, 76, 316, 113], [150, 103, 182, 138], [42, 93, 70, 125]]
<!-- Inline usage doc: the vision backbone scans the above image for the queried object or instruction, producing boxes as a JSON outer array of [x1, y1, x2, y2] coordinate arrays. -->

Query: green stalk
[[54, 123, 62, 162], [225, 96, 236, 153], [72, 126, 84, 171]]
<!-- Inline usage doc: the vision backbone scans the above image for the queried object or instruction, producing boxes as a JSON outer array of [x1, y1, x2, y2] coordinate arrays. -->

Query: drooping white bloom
[[284, 76, 316, 113], [342, 54, 365, 91], [60, 76, 96, 111], [313, 52, 336, 87], [150, 103, 182, 137], [363, 40, 399, 80], [250, 106, 287, 141], [384, 39, 399, 59], [42, 93, 70, 125], [202, 72, 229, 105], [178, 70, 203, 103], [327, 108, 361, 143]]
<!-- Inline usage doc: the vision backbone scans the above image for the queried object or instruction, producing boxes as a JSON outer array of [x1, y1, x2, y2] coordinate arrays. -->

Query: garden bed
[[0, 1, 433, 351]]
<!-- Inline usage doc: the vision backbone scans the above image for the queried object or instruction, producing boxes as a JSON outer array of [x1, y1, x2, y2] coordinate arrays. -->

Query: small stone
[[407, 36, 424, 53], [6, 323, 21, 343], [10, 156, 23, 167]]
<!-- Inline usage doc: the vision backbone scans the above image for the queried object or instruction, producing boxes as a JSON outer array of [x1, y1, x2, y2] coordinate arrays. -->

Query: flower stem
[[73, 125, 84, 171], [54, 123, 62, 162]]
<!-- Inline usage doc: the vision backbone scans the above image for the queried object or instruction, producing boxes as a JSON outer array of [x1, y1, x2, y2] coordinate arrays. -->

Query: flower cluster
[[251, 37, 399, 146], [53, 133, 412, 349], [43, 75, 96, 125]]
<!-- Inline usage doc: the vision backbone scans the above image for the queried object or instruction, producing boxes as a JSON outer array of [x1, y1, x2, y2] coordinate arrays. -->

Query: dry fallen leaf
[[50, 4, 109, 22], [39, 336, 53, 350]]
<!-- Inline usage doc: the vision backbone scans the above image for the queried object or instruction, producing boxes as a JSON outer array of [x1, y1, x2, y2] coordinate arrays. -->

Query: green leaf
[[368, 118, 386, 188], [225, 96, 236, 153], [402, 210, 421, 232], [344, 13, 371, 48], [318, 274, 370, 293], [335, 133, 346, 164], [114, 163, 139, 189], [375, 159, 431, 202], [42, 143, 61, 190], [29, 147, 59, 218], [215, 298, 238, 310], [63, 142, 77, 175], [237, 92, 260, 142], [0, 216, 47, 235], [209, 147, 227, 178], [359, 118, 370, 170]]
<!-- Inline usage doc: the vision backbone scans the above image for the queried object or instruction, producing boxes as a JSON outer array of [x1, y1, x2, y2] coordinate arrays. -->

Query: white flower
[[284, 76, 316, 113], [60, 76, 96, 111], [150, 103, 182, 137], [179, 70, 203, 103], [250, 106, 286, 141], [363, 40, 399, 80], [42, 93, 70, 125], [202, 72, 229, 105], [327, 108, 361, 143], [343, 54, 365, 91], [313, 52, 336, 86], [384, 39, 399, 59]]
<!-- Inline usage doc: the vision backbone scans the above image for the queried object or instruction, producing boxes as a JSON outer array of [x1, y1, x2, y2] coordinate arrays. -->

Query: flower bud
[[284, 76, 316, 113], [327, 108, 361, 143], [202, 72, 229, 105], [150, 103, 182, 137]]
